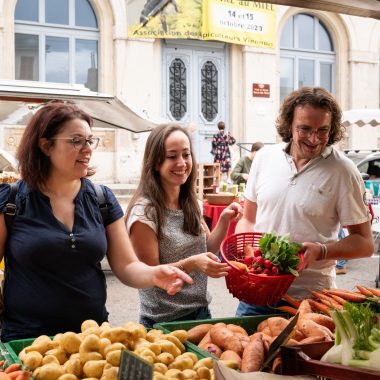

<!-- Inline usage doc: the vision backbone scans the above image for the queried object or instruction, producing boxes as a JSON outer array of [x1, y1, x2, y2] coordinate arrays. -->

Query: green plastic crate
[[154, 314, 280, 360], [4, 338, 36, 365]]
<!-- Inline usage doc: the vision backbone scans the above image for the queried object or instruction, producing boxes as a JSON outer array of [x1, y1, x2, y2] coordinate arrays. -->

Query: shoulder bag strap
[[4, 182, 18, 231], [94, 184, 108, 225]]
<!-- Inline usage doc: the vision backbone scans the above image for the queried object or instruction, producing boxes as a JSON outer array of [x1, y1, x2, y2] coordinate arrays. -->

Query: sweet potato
[[220, 350, 242, 370], [187, 324, 213, 344], [226, 324, 248, 336], [197, 331, 212, 350], [301, 313, 335, 332], [234, 333, 250, 349], [297, 299, 312, 317], [266, 317, 289, 336], [298, 319, 333, 341], [209, 326, 243, 355], [201, 343, 222, 358], [241, 334, 264, 373]]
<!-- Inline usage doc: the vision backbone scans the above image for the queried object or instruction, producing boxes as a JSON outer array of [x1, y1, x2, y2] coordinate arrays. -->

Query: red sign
[[252, 83, 270, 98]]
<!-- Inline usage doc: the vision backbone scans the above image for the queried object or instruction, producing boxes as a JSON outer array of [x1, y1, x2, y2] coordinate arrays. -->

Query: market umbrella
[[342, 109, 380, 127]]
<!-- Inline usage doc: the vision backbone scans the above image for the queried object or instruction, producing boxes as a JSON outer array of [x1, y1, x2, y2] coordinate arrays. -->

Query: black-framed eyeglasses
[[296, 127, 330, 139], [51, 137, 100, 150]]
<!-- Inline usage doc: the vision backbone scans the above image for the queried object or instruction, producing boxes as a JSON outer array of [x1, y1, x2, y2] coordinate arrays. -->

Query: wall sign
[[252, 83, 270, 98]]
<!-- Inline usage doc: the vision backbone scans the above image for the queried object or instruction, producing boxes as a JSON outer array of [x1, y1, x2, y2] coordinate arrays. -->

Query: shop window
[[280, 13, 335, 101], [15, 0, 99, 91]]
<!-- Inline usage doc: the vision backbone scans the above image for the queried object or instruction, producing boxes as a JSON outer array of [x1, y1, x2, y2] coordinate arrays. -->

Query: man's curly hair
[[276, 86, 345, 146]]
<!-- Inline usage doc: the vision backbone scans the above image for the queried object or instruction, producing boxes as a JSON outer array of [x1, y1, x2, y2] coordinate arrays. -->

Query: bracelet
[[316, 242, 328, 260]]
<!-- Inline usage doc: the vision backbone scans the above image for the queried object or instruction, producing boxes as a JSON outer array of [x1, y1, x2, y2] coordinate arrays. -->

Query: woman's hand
[[301, 242, 323, 268], [193, 252, 231, 278], [220, 202, 243, 223], [152, 265, 193, 295]]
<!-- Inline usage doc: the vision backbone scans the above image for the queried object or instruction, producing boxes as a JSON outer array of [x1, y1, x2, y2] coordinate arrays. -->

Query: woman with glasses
[[0, 101, 192, 341], [235, 86, 374, 316]]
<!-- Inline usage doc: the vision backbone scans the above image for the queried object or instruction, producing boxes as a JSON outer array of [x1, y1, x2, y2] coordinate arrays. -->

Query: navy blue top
[[0, 178, 123, 341]]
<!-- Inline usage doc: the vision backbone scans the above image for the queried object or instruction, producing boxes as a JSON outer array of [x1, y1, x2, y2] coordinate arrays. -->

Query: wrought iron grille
[[201, 61, 218, 121], [169, 58, 187, 120]]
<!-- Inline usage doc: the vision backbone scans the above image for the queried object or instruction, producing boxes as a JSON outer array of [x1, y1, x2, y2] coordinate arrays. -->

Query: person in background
[[0, 102, 192, 342], [211, 121, 236, 182], [231, 142, 264, 185], [126, 124, 242, 328], [335, 227, 348, 274], [235, 86, 374, 316]]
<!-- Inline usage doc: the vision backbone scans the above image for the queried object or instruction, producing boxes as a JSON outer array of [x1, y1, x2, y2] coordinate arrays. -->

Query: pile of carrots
[[278, 285, 380, 316], [0, 363, 30, 380]]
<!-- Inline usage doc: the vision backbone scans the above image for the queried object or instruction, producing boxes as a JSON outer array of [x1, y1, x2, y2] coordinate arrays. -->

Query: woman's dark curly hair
[[276, 86, 345, 146]]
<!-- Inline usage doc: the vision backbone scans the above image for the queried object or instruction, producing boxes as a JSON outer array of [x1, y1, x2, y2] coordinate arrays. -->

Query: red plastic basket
[[220, 232, 303, 306]]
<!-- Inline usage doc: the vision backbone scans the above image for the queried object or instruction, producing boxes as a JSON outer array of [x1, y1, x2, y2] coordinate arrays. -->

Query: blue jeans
[[140, 306, 212, 329], [235, 300, 290, 317]]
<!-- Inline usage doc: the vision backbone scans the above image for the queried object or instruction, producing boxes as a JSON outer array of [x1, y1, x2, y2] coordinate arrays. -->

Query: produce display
[[11, 320, 223, 380]]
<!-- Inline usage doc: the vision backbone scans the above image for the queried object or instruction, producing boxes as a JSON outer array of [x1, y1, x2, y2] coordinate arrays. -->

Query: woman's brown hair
[[17, 100, 94, 190], [126, 124, 202, 240], [276, 86, 345, 145]]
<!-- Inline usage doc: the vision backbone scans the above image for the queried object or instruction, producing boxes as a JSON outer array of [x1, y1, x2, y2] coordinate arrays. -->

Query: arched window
[[14, 0, 99, 91], [280, 14, 335, 101]]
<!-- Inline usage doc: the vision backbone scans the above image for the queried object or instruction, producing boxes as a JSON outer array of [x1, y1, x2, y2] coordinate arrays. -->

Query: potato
[[105, 349, 122, 366], [156, 340, 181, 357], [23, 351, 43, 370], [42, 354, 61, 366], [100, 365, 118, 380], [156, 352, 175, 365], [44, 347, 68, 364], [33, 363, 65, 380], [163, 335, 185, 353], [61, 332, 82, 354], [153, 362, 168, 374], [82, 359, 107, 378], [124, 321, 147, 340], [100, 327, 131, 343], [168, 356, 193, 371], [220, 350, 242, 369], [81, 319, 99, 332], [57, 375, 78, 380], [103, 342, 126, 356], [169, 330, 188, 343], [63, 357, 82, 377], [181, 369, 198, 379], [193, 357, 213, 370], [196, 367, 211, 380], [146, 329, 164, 342], [165, 369, 185, 379]]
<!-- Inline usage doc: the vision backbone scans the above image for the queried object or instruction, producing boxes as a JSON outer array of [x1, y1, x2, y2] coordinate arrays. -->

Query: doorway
[[162, 40, 228, 163]]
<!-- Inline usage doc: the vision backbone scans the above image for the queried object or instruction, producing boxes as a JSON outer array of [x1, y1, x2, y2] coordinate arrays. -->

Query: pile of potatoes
[[17, 320, 221, 380]]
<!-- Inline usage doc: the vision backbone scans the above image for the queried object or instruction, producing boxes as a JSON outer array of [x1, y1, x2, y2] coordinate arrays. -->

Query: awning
[[342, 109, 380, 127], [256, 0, 380, 19], [0, 81, 157, 133]]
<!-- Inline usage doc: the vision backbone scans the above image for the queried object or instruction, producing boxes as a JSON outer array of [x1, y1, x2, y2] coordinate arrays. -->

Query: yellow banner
[[128, 0, 276, 48]]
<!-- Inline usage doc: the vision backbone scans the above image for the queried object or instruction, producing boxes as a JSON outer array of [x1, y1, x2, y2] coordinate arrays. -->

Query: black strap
[[94, 184, 109, 225], [4, 182, 18, 231], [3, 182, 109, 232]]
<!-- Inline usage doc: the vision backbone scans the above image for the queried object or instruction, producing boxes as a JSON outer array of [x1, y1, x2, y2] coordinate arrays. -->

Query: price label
[[117, 349, 153, 380]]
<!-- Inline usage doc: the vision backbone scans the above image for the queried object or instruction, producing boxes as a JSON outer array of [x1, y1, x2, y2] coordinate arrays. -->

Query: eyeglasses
[[296, 127, 330, 139], [51, 137, 100, 150]]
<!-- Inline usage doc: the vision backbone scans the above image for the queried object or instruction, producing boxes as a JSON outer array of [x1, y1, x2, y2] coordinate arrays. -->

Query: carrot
[[4, 365, 21, 374], [365, 287, 380, 298], [356, 285, 373, 296], [276, 305, 298, 315], [229, 260, 248, 272], [327, 293, 347, 305], [307, 299, 331, 315], [323, 289, 366, 302], [282, 293, 301, 308], [310, 291, 343, 309]]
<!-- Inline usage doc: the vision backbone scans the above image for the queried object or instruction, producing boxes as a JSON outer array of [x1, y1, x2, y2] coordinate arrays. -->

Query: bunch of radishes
[[243, 245, 280, 276]]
